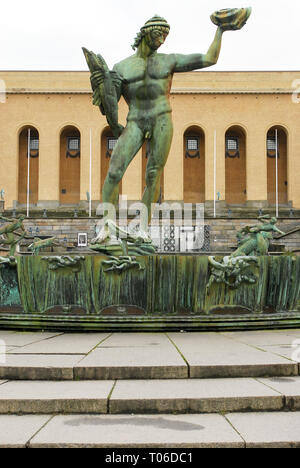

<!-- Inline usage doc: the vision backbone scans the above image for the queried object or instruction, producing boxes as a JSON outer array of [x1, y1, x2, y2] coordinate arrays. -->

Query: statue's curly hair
[[132, 15, 170, 50], [132, 30, 144, 50]]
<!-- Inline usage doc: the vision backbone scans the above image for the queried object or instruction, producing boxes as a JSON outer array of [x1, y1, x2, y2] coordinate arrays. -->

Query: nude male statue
[[83, 9, 251, 243]]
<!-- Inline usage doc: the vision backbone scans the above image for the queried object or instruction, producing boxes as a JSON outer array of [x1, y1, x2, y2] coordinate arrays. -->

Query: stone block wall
[[0, 217, 298, 253]]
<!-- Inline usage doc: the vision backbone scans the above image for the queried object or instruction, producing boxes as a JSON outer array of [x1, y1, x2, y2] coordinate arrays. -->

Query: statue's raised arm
[[172, 8, 252, 72]]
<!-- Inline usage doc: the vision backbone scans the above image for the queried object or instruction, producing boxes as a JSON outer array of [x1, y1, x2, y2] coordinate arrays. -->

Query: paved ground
[[1, 328, 300, 447], [1, 329, 300, 380], [2, 412, 300, 448]]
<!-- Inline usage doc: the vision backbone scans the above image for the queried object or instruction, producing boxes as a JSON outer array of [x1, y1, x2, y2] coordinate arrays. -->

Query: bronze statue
[[83, 8, 252, 244], [207, 215, 285, 293], [207, 255, 258, 293], [28, 236, 60, 255], [0, 214, 27, 255], [42, 255, 85, 272], [235, 215, 285, 256]]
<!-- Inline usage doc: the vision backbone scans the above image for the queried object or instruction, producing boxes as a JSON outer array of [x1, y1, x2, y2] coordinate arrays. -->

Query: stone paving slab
[[75, 333, 187, 380], [226, 412, 300, 448], [256, 344, 299, 360], [0, 380, 115, 414], [109, 378, 283, 414], [5, 346, 18, 352], [221, 330, 300, 346], [0, 331, 299, 381], [168, 332, 298, 378], [0, 330, 18, 335], [0, 415, 52, 448], [0, 331, 63, 347], [280, 329, 300, 338], [97, 333, 174, 348], [258, 376, 300, 410], [29, 414, 244, 448], [8, 333, 110, 355], [0, 355, 84, 380]]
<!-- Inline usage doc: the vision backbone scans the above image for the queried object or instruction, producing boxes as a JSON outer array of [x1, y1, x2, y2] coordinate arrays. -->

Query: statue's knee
[[146, 167, 160, 186], [107, 168, 123, 185]]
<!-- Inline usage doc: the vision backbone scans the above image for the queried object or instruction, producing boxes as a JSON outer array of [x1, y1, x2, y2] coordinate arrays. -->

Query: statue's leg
[[9, 241, 17, 256], [142, 113, 173, 226], [102, 121, 144, 206], [0, 233, 14, 246]]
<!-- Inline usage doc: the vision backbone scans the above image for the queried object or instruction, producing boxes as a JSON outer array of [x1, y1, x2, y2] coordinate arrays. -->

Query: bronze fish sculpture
[[82, 47, 124, 138]]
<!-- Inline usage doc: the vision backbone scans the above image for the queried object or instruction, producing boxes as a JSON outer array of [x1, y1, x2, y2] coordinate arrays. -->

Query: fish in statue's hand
[[82, 47, 124, 138]]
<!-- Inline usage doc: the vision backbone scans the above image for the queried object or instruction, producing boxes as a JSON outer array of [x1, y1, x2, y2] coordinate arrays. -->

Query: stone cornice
[[6, 88, 295, 95]]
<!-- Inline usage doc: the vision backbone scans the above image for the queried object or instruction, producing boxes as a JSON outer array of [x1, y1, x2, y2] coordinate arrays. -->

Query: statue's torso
[[115, 53, 174, 121]]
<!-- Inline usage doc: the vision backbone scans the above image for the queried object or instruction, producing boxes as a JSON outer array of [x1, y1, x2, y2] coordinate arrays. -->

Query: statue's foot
[[128, 226, 152, 244], [90, 223, 111, 245]]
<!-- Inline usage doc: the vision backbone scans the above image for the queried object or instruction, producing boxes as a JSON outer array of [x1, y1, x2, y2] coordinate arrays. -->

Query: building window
[[27, 137, 39, 158], [106, 137, 118, 158], [185, 136, 200, 159], [30, 138, 39, 150], [187, 138, 199, 151], [226, 136, 238, 151], [267, 137, 276, 151], [267, 135, 279, 158], [108, 138, 117, 150], [68, 137, 80, 151], [66, 136, 80, 158], [226, 136, 240, 158]]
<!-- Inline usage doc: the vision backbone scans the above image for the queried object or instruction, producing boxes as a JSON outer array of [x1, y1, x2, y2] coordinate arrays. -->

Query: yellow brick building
[[0, 70, 299, 210]]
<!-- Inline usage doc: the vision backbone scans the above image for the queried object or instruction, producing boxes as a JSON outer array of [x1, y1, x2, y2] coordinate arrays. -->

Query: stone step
[[2, 412, 300, 448], [0, 358, 298, 381], [0, 376, 300, 415], [0, 356, 300, 381], [1, 330, 300, 380]]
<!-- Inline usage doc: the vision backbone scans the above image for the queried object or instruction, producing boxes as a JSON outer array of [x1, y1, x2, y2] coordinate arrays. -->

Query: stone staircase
[[1, 330, 300, 447]]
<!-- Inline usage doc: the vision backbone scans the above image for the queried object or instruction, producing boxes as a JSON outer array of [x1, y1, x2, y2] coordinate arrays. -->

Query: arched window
[[18, 126, 39, 205], [267, 126, 288, 205], [101, 127, 122, 200], [183, 126, 205, 203], [225, 126, 246, 204], [60, 126, 80, 204]]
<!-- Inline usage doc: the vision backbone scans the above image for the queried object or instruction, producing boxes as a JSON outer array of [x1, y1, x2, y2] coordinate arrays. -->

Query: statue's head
[[132, 15, 170, 51], [17, 214, 25, 221]]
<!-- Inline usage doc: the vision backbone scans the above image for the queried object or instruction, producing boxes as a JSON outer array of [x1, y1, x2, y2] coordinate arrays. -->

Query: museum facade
[[0, 70, 299, 210]]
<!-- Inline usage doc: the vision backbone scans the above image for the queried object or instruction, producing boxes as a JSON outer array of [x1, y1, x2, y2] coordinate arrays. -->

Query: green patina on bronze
[[28, 237, 60, 255], [0, 254, 298, 318], [0, 262, 21, 308], [83, 9, 252, 242], [0, 214, 28, 255], [42, 255, 85, 272], [207, 216, 286, 292]]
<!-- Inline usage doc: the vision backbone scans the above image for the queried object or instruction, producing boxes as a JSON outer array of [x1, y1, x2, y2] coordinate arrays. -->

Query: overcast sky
[[0, 0, 299, 71]]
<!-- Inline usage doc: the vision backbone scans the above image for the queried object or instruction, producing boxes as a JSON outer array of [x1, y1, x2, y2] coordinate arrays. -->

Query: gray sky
[[0, 0, 299, 71]]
